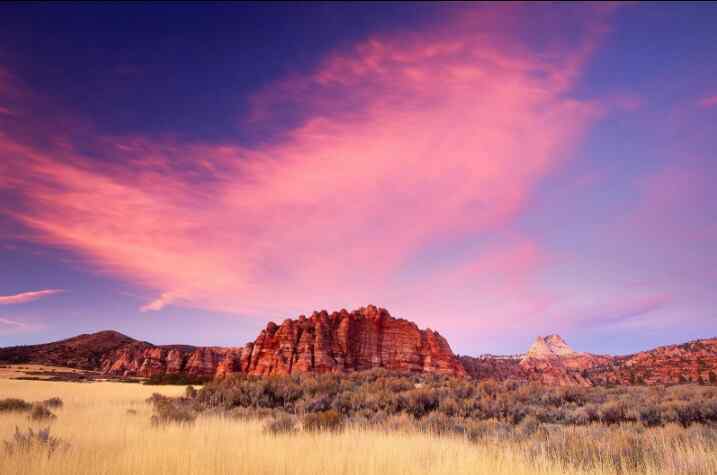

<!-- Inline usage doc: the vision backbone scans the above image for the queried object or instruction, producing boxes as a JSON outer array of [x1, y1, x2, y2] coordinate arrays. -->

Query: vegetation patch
[[0, 398, 33, 413]]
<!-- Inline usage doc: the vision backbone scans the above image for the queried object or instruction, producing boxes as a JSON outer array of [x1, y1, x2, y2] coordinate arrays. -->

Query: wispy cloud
[[0, 289, 63, 305], [0, 317, 43, 335], [699, 95, 717, 108], [574, 292, 672, 329], [140, 291, 178, 312]]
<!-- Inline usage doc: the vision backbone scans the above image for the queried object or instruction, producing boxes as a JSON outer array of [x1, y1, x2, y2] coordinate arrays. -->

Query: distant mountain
[[460, 335, 717, 386], [585, 338, 717, 385], [0, 330, 139, 369]]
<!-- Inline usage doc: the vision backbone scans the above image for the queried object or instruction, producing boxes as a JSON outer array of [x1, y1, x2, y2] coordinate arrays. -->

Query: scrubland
[[1, 373, 716, 475]]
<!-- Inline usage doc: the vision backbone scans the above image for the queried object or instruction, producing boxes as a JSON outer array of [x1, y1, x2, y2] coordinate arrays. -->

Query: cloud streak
[[141, 292, 178, 312], [0, 289, 63, 305], [574, 292, 673, 329], [0, 317, 43, 335]]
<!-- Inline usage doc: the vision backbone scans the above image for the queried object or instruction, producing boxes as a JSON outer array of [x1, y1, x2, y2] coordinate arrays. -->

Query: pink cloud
[[0, 5, 611, 327], [141, 291, 179, 312], [699, 95, 717, 108], [0, 289, 64, 305]]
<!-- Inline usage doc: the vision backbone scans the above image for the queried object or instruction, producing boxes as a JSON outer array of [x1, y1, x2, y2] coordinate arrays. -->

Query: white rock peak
[[524, 334, 578, 359]]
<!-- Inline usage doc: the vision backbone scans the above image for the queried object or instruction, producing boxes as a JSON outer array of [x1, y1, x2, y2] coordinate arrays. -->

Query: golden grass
[[0, 379, 715, 475], [0, 364, 94, 379]]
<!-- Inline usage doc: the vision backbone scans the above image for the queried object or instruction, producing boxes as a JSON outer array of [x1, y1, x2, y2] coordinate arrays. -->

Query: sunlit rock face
[[241, 305, 466, 377], [97, 305, 466, 378], [524, 335, 578, 360]]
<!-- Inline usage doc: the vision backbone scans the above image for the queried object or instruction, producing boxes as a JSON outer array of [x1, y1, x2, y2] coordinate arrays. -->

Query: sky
[[0, 3, 715, 356]]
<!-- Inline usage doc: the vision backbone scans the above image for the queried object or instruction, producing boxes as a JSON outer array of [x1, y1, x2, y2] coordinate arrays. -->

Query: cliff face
[[240, 305, 466, 376], [2, 306, 465, 379], [99, 343, 247, 379]]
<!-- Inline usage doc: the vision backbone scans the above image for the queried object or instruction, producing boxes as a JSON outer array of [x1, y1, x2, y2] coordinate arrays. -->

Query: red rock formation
[[586, 338, 717, 385], [100, 343, 245, 378], [517, 335, 611, 386], [240, 306, 466, 377], [4, 315, 716, 386]]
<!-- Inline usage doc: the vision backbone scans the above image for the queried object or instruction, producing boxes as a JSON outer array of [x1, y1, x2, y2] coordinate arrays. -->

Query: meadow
[[1, 376, 716, 475]]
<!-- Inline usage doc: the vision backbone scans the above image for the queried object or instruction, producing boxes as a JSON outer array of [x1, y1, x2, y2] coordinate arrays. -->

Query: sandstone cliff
[[239, 305, 466, 376]]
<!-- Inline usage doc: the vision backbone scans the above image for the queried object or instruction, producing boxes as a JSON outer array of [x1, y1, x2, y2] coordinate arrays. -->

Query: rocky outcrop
[[99, 343, 246, 378], [585, 338, 717, 385], [0, 306, 465, 379], [516, 335, 611, 386], [524, 335, 579, 359], [239, 305, 466, 376]]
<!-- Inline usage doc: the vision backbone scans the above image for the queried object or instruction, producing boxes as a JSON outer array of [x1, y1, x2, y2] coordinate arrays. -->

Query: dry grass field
[[0, 378, 716, 475], [0, 364, 95, 380]]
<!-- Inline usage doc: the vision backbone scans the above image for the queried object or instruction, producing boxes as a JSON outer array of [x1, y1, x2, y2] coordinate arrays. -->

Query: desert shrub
[[459, 418, 512, 441], [184, 371, 717, 430], [147, 394, 196, 426], [639, 405, 662, 427], [3, 426, 69, 457], [516, 414, 540, 436], [304, 395, 332, 413], [150, 404, 196, 426], [145, 392, 171, 406], [419, 412, 456, 435], [0, 398, 32, 412], [438, 397, 459, 417], [599, 400, 627, 424], [403, 388, 439, 418], [185, 386, 198, 399], [41, 397, 63, 409], [144, 373, 211, 385], [303, 409, 343, 432], [29, 404, 56, 421], [264, 414, 297, 434]]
